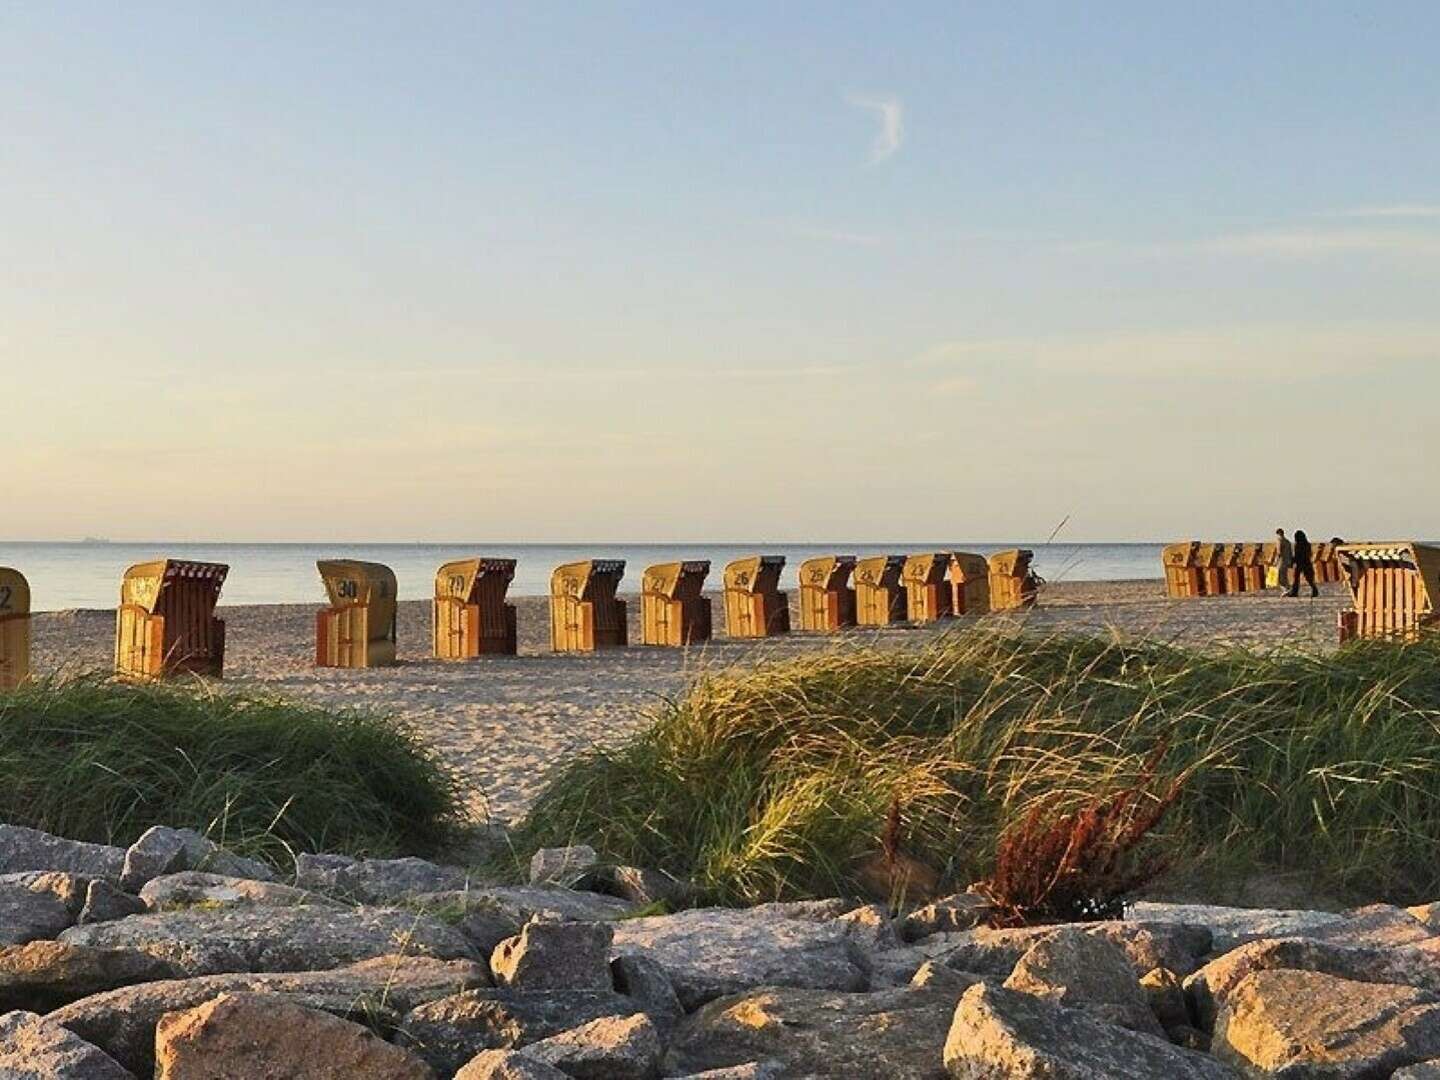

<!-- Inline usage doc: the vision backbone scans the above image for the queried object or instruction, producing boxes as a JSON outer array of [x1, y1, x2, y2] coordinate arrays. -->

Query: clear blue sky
[[4, 3, 1437, 541]]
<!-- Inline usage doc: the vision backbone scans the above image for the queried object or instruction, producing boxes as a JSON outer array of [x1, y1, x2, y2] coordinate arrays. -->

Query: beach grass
[[0, 677, 466, 866], [518, 627, 1440, 907]]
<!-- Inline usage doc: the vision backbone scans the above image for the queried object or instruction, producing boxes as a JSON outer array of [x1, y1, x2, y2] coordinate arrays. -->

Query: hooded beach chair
[[0, 568, 31, 689], [797, 555, 856, 632], [434, 558, 518, 659], [723, 556, 790, 638], [316, 560, 398, 668], [115, 560, 229, 679], [641, 560, 713, 647], [550, 560, 627, 652]]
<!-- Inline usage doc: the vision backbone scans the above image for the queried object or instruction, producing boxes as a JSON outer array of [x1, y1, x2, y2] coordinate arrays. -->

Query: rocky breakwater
[[4, 827, 1440, 1076]]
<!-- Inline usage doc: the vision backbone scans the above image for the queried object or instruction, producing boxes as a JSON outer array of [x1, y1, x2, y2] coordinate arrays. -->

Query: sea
[[0, 542, 1166, 612]]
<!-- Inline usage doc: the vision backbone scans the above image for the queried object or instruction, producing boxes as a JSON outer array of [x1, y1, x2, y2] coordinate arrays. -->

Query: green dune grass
[[519, 628, 1440, 906], [0, 677, 466, 865]]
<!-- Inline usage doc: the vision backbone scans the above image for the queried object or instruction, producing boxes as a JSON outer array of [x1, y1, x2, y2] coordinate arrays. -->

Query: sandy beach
[[29, 580, 1349, 824]]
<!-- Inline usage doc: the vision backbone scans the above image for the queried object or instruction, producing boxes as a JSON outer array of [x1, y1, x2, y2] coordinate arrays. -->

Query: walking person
[[1273, 528, 1293, 593], [1287, 529, 1319, 597]]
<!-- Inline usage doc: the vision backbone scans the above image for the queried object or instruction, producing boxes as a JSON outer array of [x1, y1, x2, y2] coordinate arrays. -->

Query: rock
[[0, 879, 73, 946], [667, 984, 969, 1078], [0, 825, 125, 879], [1003, 927, 1164, 1036], [294, 853, 472, 903], [399, 989, 639, 1076], [944, 981, 1237, 1079], [902, 894, 993, 942], [455, 1050, 571, 1079], [610, 955, 683, 1030], [414, 886, 636, 924], [0, 942, 179, 1012], [59, 904, 476, 976], [667, 1066, 784, 1080], [1139, 967, 1190, 1033], [491, 918, 613, 992], [518, 1013, 661, 1079], [1396, 1064, 1440, 1079], [912, 960, 985, 992], [601, 866, 697, 908], [119, 827, 273, 892], [139, 871, 326, 912], [77, 881, 146, 925], [457, 906, 526, 958], [1212, 969, 1440, 1078], [1303, 903, 1438, 949], [610, 906, 867, 1010], [836, 904, 903, 950], [529, 846, 599, 888], [937, 921, 1209, 982], [153, 991, 432, 1079], [0, 1009, 133, 1079], [49, 955, 484, 1074], [2, 872, 91, 918], [1184, 937, 1440, 1031], [1127, 901, 1345, 953]]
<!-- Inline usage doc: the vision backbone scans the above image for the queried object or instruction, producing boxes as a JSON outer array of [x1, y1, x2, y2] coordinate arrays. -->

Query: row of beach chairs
[[1161, 540, 1343, 598], [0, 549, 1042, 684]]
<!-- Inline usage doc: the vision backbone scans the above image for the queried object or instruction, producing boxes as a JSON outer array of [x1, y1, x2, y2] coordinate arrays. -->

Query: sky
[[3, 2, 1438, 543]]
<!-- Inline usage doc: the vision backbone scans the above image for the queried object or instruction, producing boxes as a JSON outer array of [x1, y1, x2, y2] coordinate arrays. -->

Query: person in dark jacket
[[1287, 529, 1319, 597]]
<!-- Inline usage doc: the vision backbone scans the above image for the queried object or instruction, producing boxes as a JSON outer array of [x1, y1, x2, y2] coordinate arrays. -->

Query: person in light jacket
[[1274, 528, 1293, 592]]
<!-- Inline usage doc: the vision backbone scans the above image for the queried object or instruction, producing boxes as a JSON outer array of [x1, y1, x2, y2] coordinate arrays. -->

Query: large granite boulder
[[0, 1009, 133, 1079], [610, 905, 868, 1010], [0, 880, 73, 946], [1186, 937, 1440, 1031], [0, 942, 179, 1012], [1003, 927, 1163, 1036], [120, 827, 273, 892], [490, 919, 613, 992], [398, 988, 640, 1076], [944, 982, 1238, 1079], [666, 984, 970, 1078], [1127, 902, 1345, 953], [413, 886, 636, 925], [1211, 969, 1440, 1077], [152, 992, 432, 1079], [455, 1050, 570, 1079], [48, 955, 484, 1074], [140, 871, 328, 912], [58, 905, 476, 975], [0, 825, 125, 879], [294, 853, 472, 903], [517, 1013, 661, 1080]]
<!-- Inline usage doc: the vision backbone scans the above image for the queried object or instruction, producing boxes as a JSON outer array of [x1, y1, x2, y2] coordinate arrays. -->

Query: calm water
[[0, 542, 1165, 612]]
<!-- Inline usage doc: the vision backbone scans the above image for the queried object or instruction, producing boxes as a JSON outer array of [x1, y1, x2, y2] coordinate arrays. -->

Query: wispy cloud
[[1201, 227, 1440, 257], [846, 93, 904, 164], [1324, 204, 1440, 220], [913, 323, 1440, 381]]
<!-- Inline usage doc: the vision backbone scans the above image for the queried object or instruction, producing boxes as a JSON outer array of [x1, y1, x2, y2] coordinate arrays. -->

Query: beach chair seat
[[316, 560, 398, 668], [949, 552, 992, 615], [0, 568, 31, 690], [723, 556, 790, 638], [797, 556, 856, 633], [1336, 543, 1440, 643], [642, 561, 712, 647], [855, 555, 907, 627], [902, 554, 954, 623], [550, 560, 627, 652], [116, 560, 229, 679], [1239, 543, 1267, 592], [1195, 543, 1227, 596], [434, 558, 518, 659], [989, 549, 1040, 611], [1162, 542, 1201, 598]]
